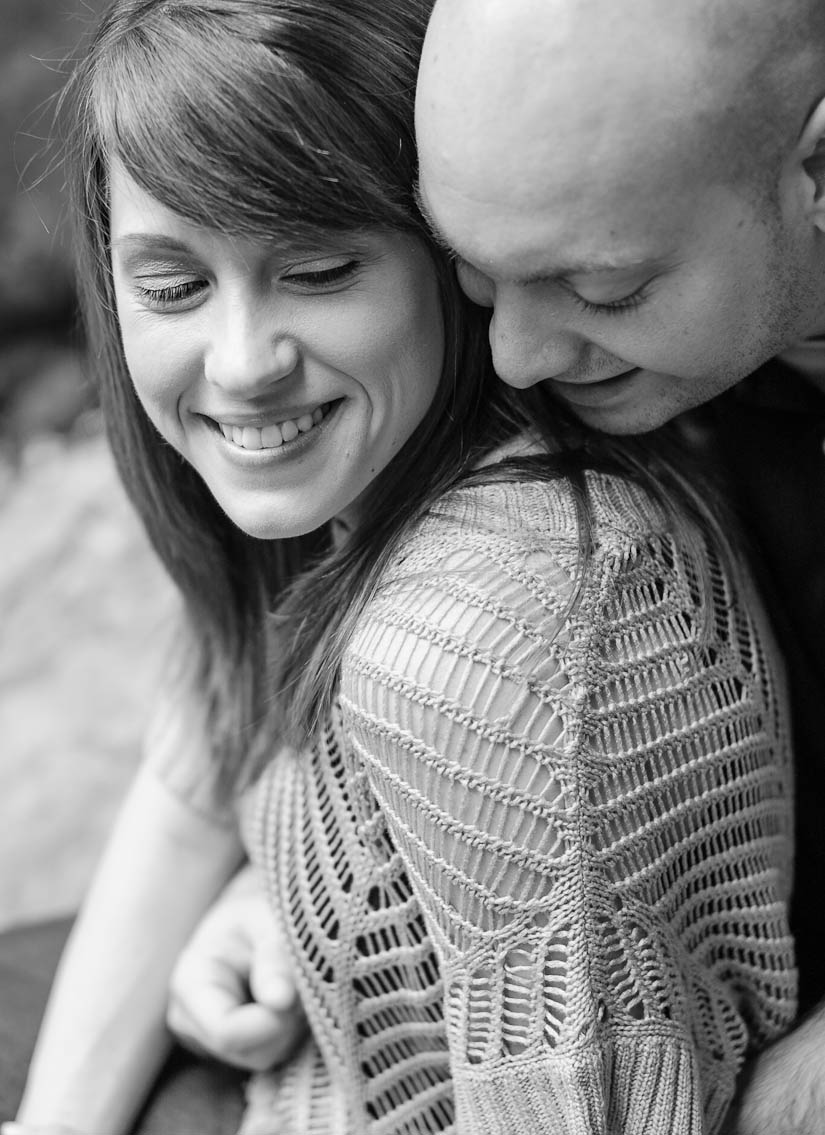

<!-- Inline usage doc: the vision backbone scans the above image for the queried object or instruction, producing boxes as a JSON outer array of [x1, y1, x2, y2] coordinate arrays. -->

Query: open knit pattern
[[243, 470, 796, 1135]]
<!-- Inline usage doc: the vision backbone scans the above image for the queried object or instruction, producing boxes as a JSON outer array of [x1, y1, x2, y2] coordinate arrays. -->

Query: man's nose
[[204, 301, 299, 396], [489, 288, 582, 390]]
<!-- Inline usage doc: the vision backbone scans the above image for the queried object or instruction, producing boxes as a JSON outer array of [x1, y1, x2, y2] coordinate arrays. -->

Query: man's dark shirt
[[702, 361, 825, 1014]]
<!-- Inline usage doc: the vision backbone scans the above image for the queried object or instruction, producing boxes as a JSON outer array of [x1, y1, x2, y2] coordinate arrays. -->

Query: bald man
[[416, 0, 825, 429], [413, 0, 825, 1131]]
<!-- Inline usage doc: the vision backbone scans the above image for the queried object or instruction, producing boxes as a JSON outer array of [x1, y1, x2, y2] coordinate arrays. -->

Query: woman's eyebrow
[[112, 234, 194, 258]]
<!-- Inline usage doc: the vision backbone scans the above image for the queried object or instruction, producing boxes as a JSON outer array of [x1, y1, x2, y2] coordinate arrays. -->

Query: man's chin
[[557, 394, 680, 437], [548, 369, 718, 437]]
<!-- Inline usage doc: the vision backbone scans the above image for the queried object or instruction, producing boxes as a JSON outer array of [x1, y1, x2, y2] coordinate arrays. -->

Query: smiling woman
[[109, 167, 444, 539], [4, 1, 797, 1134]]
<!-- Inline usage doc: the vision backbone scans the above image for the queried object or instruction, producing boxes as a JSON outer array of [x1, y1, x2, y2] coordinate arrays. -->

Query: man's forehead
[[422, 0, 769, 92], [414, 154, 691, 285], [416, 0, 762, 219]]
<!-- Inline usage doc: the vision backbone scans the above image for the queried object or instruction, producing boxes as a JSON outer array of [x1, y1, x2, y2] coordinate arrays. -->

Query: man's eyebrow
[[412, 180, 462, 258], [412, 183, 657, 283], [514, 257, 653, 285]]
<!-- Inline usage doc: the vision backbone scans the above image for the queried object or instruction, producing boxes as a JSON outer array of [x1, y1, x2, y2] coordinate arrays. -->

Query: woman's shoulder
[[355, 457, 730, 676], [405, 459, 678, 569], [350, 458, 704, 681]]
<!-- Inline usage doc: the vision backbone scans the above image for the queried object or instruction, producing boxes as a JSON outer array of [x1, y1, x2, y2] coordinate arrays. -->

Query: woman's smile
[[195, 399, 338, 462], [209, 402, 329, 451], [109, 165, 445, 538]]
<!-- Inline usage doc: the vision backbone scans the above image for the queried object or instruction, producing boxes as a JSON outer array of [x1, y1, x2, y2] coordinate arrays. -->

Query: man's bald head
[[414, 0, 825, 434], [418, 0, 825, 211]]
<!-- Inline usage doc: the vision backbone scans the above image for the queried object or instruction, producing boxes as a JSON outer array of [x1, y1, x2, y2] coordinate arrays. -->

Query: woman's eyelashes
[[131, 259, 361, 310], [282, 259, 361, 289], [133, 278, 207, 309]]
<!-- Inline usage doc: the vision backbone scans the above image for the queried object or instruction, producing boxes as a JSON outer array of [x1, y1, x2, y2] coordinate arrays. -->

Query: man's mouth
[[552, 367, 641, 390], [548, 368, 643, 404]]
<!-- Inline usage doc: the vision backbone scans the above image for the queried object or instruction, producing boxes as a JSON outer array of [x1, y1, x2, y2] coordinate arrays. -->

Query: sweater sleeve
[[340, 477, 795, 1135], [140, 667, 237, 826]]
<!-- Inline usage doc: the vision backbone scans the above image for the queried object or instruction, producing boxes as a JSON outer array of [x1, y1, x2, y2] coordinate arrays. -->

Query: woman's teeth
[[218, 405, 327, 450]]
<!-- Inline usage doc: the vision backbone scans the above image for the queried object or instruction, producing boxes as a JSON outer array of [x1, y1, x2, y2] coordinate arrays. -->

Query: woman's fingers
[[248, 926, 300, 1014], [166, 882, 305, 1071]]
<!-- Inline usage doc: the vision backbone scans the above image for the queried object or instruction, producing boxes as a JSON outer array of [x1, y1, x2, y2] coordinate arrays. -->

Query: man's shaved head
[[419, 0, 825, 210], [415, 0, 825, 433]]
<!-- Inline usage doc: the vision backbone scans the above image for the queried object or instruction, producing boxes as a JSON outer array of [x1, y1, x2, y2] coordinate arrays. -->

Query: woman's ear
[[798, 94, 825, 228]]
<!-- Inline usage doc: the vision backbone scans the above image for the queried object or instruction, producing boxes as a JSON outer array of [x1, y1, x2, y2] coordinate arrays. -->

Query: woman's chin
[[222, 506, 328, 542]]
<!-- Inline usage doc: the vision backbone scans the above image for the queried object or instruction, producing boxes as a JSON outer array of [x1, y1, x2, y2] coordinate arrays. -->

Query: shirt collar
[[776, 335, 825, 394], [733, 339, 825, 413]]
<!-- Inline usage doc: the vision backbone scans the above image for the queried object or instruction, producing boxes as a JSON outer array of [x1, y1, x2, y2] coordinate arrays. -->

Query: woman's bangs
[[93, 13, 413, 240]]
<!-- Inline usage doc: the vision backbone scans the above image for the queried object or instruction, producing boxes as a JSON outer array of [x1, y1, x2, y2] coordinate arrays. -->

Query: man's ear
[[798, 94, 825, 228]]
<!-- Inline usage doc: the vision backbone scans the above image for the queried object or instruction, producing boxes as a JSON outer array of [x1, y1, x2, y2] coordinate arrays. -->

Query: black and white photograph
[[2, 2, 824, 1133]]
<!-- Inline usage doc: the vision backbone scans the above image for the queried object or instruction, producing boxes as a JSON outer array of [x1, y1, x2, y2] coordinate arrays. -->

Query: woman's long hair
[[63, 0, 530, 789], [64, 0, 739, 793]]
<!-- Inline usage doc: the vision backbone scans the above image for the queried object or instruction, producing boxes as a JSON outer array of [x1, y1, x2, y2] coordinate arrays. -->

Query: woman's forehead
[[107, 161, 388, 265]]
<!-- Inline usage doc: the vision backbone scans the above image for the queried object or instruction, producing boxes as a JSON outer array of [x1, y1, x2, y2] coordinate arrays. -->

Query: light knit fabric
[[242, 470, 796, 1135]]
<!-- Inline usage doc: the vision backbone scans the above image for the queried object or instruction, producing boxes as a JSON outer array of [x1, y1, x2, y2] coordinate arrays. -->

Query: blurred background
[[0, 0, 178, 931]]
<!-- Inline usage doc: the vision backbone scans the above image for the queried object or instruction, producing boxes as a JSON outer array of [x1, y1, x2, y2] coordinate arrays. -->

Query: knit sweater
[[242, 469, 796, 1135]]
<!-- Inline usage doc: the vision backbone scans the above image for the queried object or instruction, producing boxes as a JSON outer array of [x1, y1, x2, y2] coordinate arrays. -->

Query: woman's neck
[[330, 514, 354, 550]]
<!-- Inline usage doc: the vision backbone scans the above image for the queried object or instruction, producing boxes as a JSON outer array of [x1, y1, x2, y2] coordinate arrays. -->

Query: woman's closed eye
[[133, 277, 208, 310], [283, 259, 361, 290], [130, 261, 360, 310]]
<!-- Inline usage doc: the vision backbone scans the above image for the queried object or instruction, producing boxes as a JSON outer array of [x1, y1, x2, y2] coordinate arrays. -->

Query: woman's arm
[[14, 749, 244, 1135]]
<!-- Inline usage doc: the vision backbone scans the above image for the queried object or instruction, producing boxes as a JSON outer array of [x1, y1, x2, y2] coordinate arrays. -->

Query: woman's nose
[[203, 301, 299, 395]]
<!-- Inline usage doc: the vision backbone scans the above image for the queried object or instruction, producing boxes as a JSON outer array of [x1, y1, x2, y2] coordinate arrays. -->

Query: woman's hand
[[167, 865, 307, 1072]]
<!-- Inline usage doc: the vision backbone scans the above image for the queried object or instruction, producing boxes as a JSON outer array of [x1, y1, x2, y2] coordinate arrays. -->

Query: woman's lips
[[216, 404, 327, 450], [195, 399, 343, 465]]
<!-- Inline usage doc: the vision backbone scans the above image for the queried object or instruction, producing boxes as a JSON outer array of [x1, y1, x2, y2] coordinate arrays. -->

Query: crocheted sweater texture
[[241, 471, 796, 1135]]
